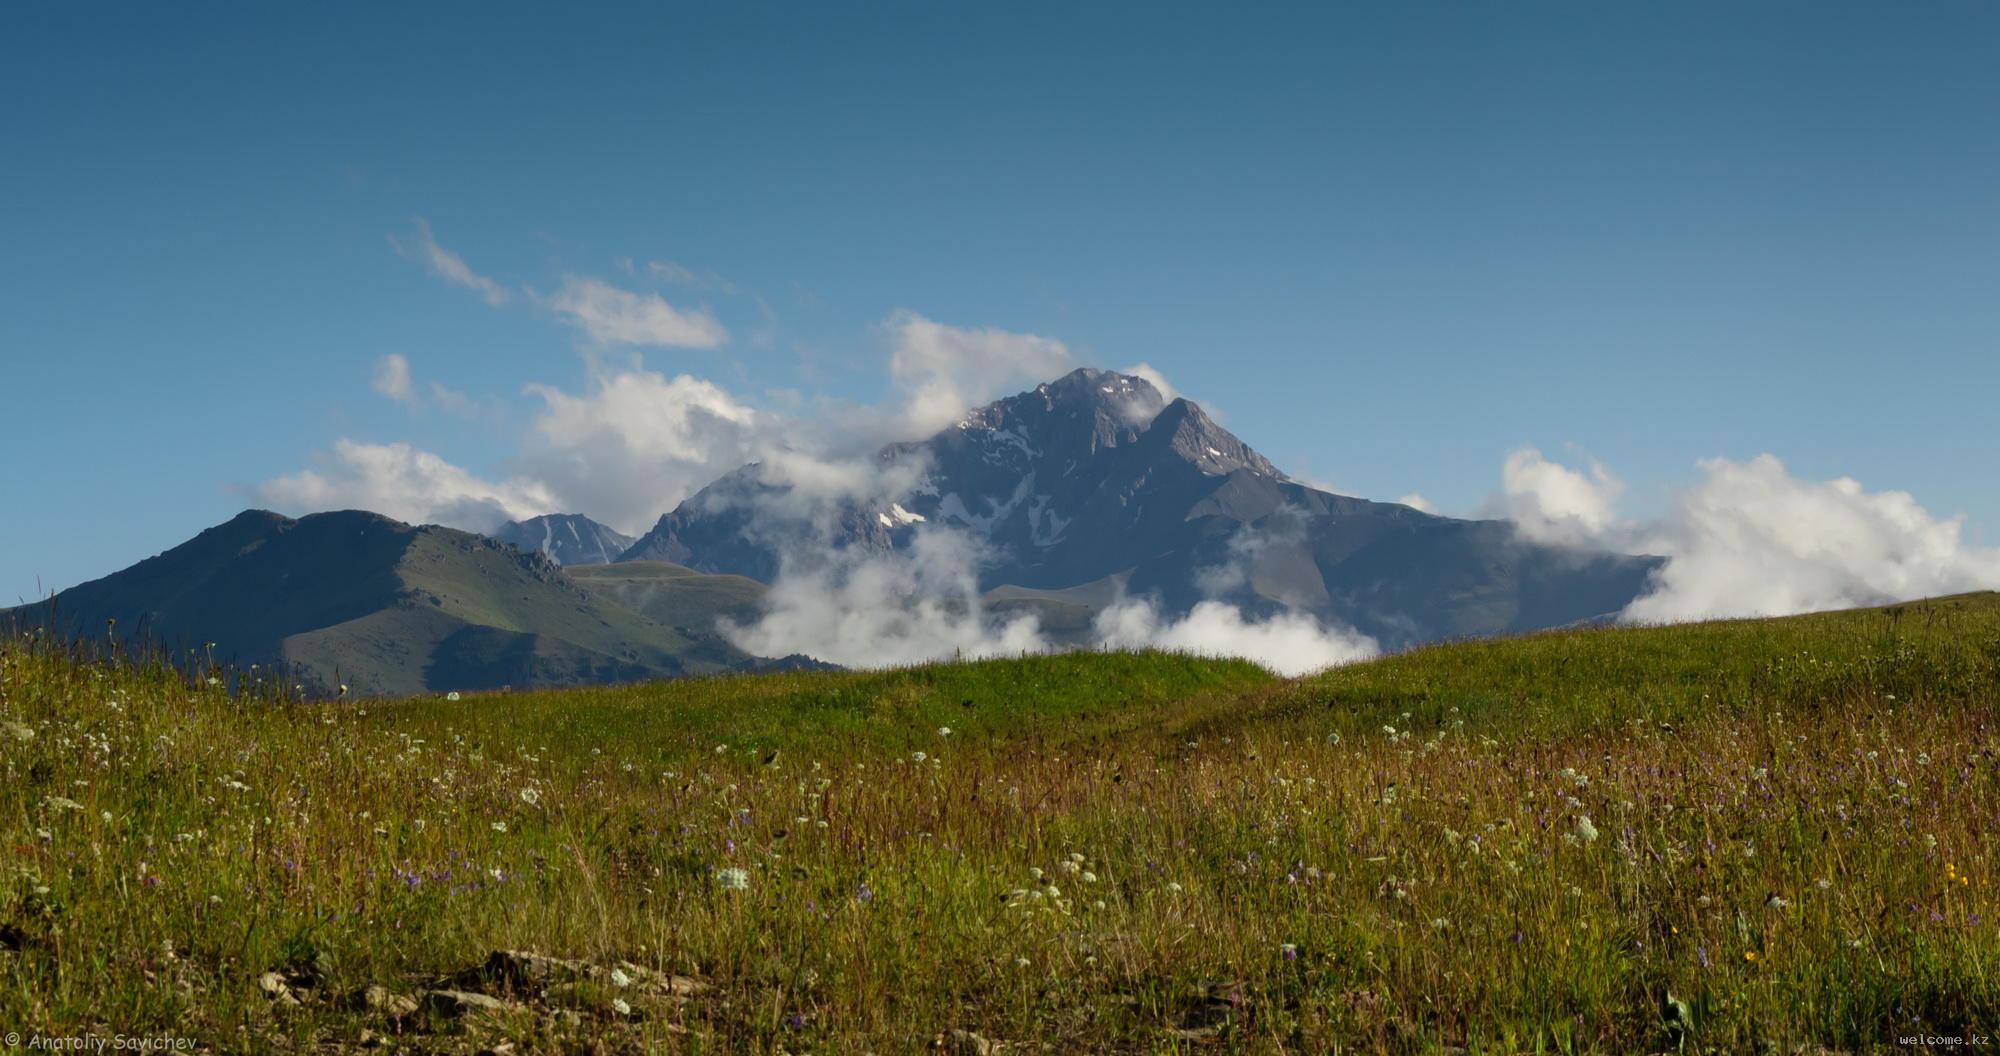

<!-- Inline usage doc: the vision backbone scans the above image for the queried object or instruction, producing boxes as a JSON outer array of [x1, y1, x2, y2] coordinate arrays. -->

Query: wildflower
[[491, 821, 508, 833], [1166, 882, 1183, 893], [446, 691, 461, 702], [1082, 871, 1098, 884], [912, 751, 927, 763], [519, 787, 541, 806], [937, 726, 952, 737], [1574, 816, 1599, 843], [610, 967, 632, 988], [612, 997, 632, 1017], [1013, 957, 1031, 969], [1280, 943, 1299, 960], [1765, 894, 1789, 910], [1743, 950, 1758, 962], [716, 867, 751, 891]]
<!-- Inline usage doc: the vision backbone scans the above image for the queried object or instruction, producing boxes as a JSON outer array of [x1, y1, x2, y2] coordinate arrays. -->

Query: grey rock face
[[491, 514, 635, 566]]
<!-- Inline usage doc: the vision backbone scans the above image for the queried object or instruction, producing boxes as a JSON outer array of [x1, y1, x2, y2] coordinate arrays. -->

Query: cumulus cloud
[[1494, 447, 1628, 546], [371, 354, 416, 403], [1493, 448, 2000, 622], [250, 439, 555, 532], [1624, 455, 2000, 622], [391, 220, 511, 307], [520, 364, 764, 533], [722, 529, 1045, 668], [544, 275, 728, 349], [886, 310, 1071, 435], [1093, 599, 1378, 677]]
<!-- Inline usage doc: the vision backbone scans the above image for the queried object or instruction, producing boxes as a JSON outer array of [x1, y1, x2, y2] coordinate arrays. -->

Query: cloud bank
[[1495, 449, 2000, 622]]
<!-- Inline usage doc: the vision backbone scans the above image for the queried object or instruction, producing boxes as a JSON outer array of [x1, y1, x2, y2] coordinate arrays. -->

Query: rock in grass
[[950, 1029, 999, 1055], [348, 983, 419, 1019], [471, 949, 597, 990], [422, 988, 517, 1017]]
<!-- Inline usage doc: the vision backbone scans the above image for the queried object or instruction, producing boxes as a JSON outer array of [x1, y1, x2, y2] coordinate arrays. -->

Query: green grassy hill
[[2, 594, 1997, 1052], [6, 510, 757, 696], [563, 560, 771, 633]]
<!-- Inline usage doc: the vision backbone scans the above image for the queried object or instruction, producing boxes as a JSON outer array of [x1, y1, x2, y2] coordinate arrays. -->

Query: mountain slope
[[620, 368, 1664, 649], [490, 513, 635, 566], [563, 560, 769, 632], [7, 509, 755, 695]]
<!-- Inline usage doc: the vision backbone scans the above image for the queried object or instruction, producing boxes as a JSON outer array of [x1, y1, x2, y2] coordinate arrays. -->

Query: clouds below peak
[[1493, 447, 2000, 622], [1625, 455, 2000, 622]]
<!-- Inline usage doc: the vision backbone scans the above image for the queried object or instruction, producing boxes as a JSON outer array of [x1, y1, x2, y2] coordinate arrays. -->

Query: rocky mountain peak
[[492, 514, 635, 567], [1140, 398, 1283, 479]]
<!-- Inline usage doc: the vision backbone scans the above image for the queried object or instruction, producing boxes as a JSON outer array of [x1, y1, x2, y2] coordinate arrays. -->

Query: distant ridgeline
[[8, 368, 1662, 695]]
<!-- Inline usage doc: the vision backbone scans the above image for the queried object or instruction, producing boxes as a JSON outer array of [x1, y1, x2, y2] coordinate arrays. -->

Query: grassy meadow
[[3, 594, 1999, 1052]]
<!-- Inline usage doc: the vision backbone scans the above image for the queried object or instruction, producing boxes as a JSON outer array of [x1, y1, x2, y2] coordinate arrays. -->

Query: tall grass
[[2, 595, 1997, 1052]]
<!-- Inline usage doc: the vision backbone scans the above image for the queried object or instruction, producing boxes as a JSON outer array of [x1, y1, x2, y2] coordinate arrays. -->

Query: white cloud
[[1495, 447, 1627, 546], [251, 439, 555, 532], [371, 354, 415, 403], [885, 310, 1071, 435], [1122, 362, 1178, 404], [1396, 492, 1438, 514], [391, 220, 511, 307], [1093, 598, 1378, 677], [544, 275, 728, 349], [1490, 448, 2000, 622], [369, 354, 495, 419], [520, 365, 763, 532], [1624, 455, 2000, 622], [722, 529, 1045, 668]]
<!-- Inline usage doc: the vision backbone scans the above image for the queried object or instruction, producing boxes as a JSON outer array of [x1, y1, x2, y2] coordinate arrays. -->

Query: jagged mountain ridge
[[621, 368, 1663, 648]]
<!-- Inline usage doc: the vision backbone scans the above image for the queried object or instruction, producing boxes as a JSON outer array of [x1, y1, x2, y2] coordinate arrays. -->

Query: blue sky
[[5, 2, 1998, 602]]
